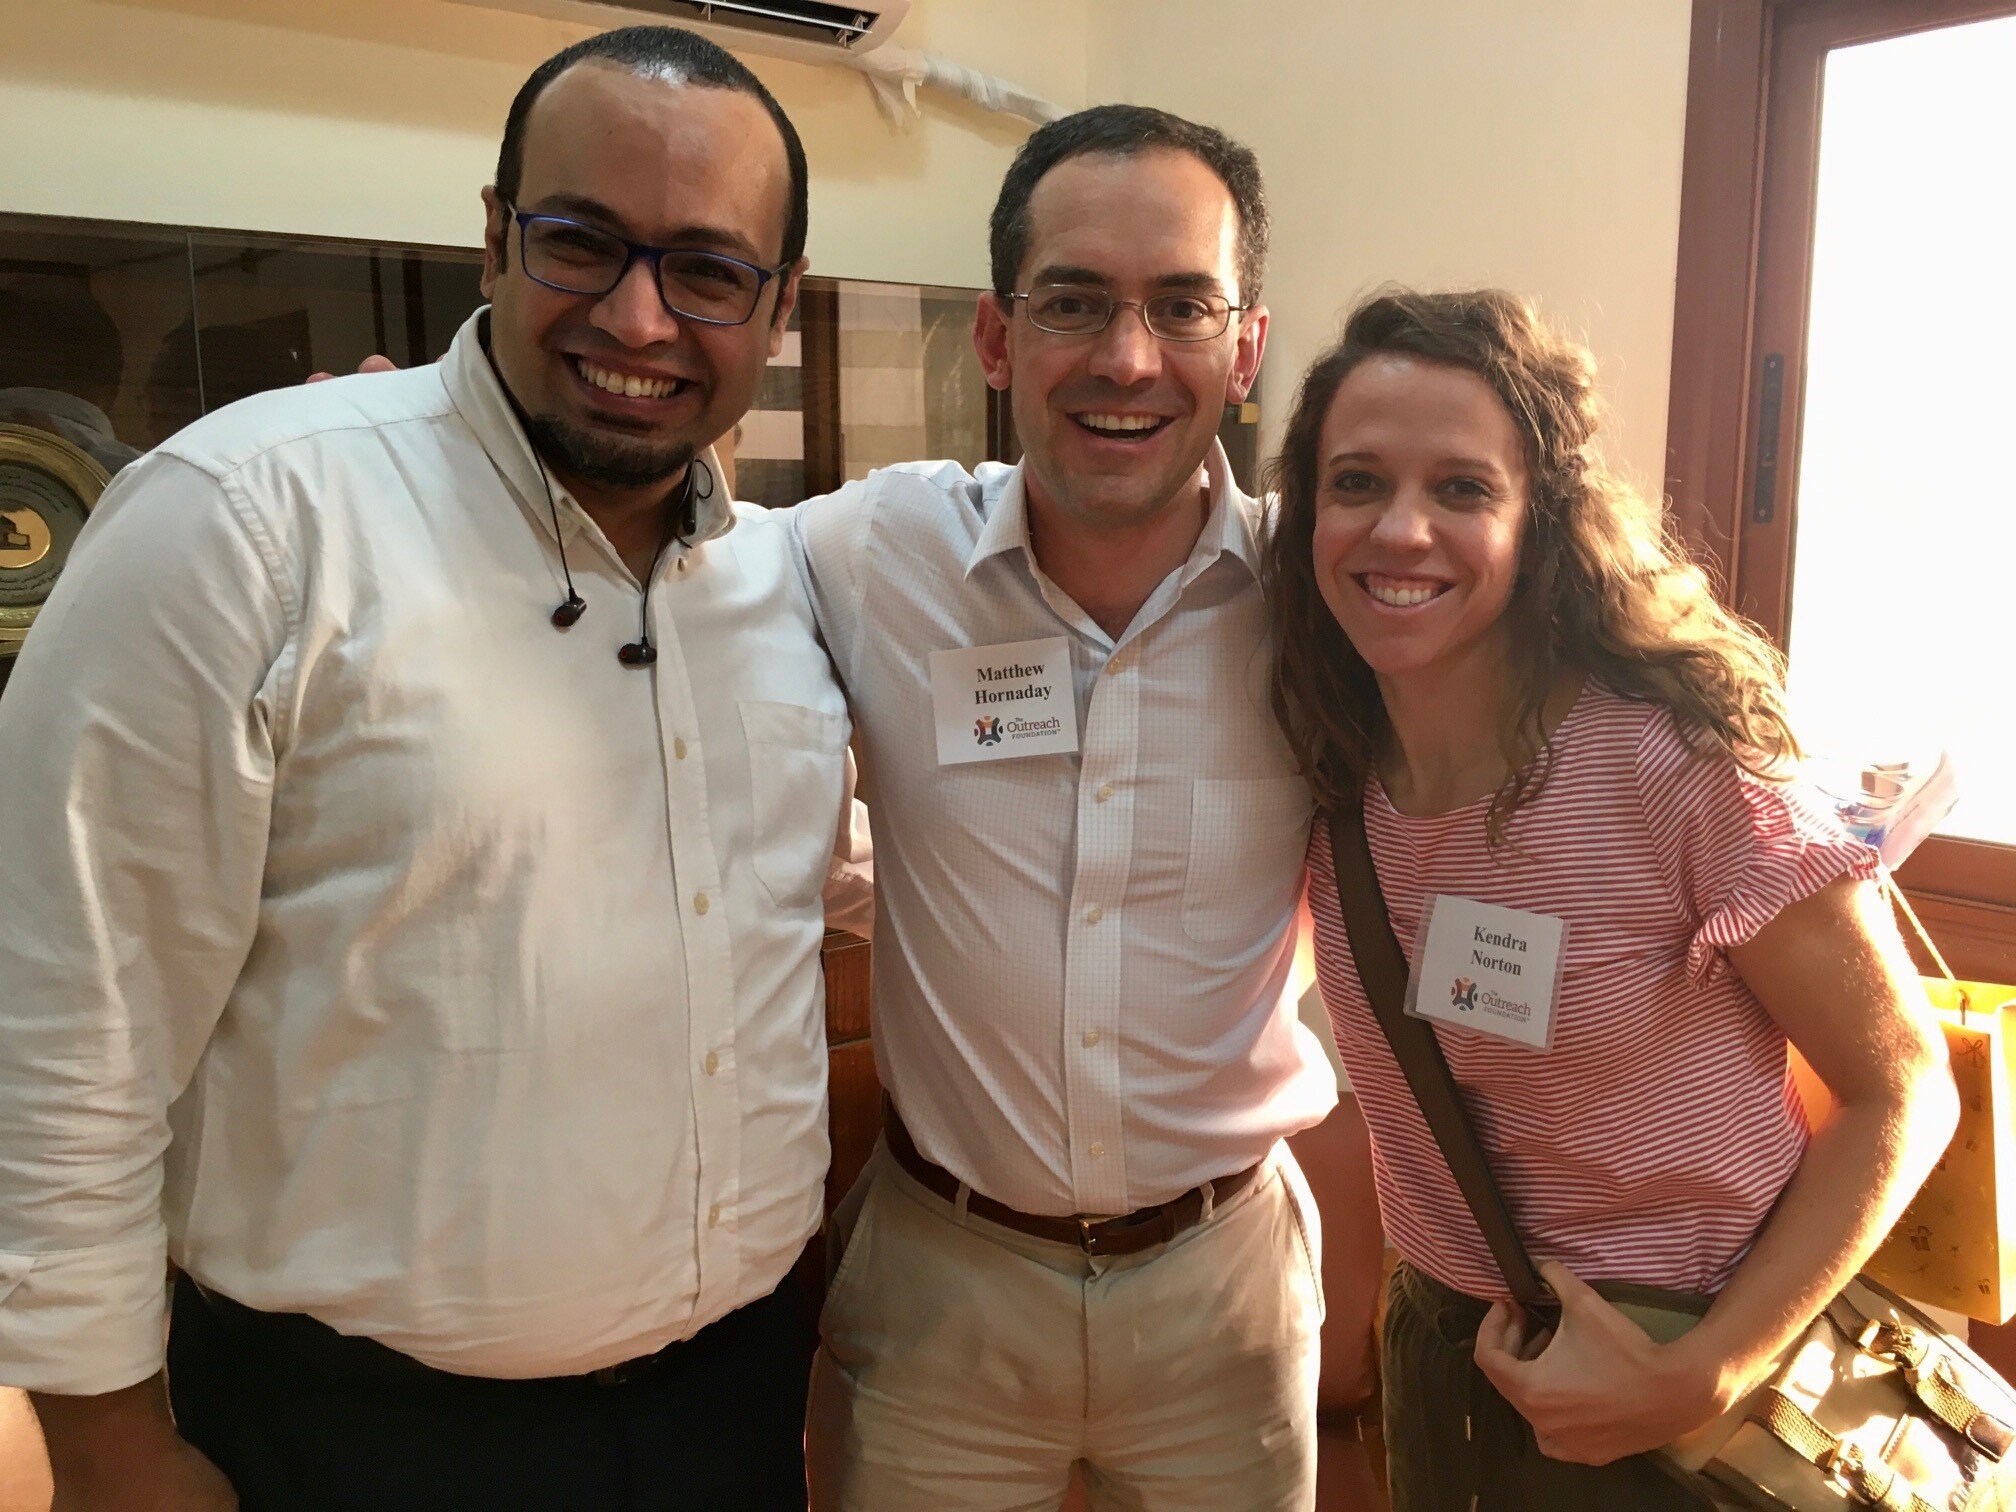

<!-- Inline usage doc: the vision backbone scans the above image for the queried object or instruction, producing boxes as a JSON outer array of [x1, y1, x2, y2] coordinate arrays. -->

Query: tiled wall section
[[735, 321, 806, 509], [837, 284, 929, 480]]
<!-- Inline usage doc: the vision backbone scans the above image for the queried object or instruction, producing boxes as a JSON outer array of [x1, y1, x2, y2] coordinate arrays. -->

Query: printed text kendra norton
[[1472, 925, 1527, 977], [975, 661, 1051, 706]]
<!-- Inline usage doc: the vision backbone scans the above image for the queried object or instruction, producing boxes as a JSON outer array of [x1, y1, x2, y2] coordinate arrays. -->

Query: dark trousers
[[166, 1264, 817, 1512], [1382, 1262, 1712, 1512]]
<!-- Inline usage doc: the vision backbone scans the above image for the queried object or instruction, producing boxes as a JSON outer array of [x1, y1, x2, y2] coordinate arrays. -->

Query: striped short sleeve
[[1635, 716, 1880, 984]]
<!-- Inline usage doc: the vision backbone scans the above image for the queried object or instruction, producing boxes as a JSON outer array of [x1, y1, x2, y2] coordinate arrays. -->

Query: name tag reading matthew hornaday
[[1406, 895, 1567, 1051], [930, 635, 1080, 766]]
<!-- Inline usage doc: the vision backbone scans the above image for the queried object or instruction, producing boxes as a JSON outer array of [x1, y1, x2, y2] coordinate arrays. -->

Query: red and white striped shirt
[[1308, 685, 1878, 1298]]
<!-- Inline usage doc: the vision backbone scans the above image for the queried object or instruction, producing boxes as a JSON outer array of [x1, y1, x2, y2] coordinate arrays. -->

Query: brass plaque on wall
[[0, 422, 108, 657]]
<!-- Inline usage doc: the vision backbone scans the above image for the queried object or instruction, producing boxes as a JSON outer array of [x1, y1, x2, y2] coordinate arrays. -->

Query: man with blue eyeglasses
[[0, 26, 867, 1510]]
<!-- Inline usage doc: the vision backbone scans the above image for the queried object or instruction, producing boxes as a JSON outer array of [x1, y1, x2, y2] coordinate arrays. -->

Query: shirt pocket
[[1182, 775, 1315, 946], [740, 699, 850, 911]]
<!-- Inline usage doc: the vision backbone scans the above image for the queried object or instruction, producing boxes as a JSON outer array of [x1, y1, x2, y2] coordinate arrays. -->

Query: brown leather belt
[[881, 1098, 1266, 1258]]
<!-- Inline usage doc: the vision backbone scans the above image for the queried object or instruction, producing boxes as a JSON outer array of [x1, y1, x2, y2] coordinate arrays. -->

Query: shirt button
[[674, 737, 688, 760], [694, 893, 710, 916], [1090, 1142, 1106, 1159], [1095, 782, 1114, 803], [1082, 1029, 1101, 1048], [708, 1203, 721, 1227], [704, 1051, 720, 1076], [1106, 655, 1126, 675], [1085, 906, 1104, 925]]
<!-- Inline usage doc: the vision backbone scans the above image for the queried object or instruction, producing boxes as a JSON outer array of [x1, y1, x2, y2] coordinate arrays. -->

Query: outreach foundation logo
[[974, 716, 1003, 746], [1450, 977, 1479, 1013]]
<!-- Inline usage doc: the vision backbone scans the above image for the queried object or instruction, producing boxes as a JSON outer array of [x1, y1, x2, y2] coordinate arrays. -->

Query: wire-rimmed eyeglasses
[[1005, 284, 1251, 342], [508, 206, 791, 328]]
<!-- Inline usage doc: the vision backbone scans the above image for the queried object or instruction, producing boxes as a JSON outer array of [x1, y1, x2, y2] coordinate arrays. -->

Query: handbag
[[1329, 802, 2016, 1511]]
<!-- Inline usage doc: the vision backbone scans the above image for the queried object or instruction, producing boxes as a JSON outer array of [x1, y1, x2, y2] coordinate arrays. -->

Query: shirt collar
[[964, 462, 1036, 578], [964, 438, 1261, 584], [439, 308, 735, 546]]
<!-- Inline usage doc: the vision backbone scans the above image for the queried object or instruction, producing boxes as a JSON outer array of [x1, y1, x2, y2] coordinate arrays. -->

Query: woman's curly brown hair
[[1260, 288, 1797, 838]]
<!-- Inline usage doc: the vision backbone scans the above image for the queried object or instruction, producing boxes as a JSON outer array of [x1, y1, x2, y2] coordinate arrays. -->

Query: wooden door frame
[[1665, 0, 2016, 975], [1666, 0, 2016, 585]]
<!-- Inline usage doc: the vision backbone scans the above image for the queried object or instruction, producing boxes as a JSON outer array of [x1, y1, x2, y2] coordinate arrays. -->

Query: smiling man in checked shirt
[[793, 106, 1342, 1512]]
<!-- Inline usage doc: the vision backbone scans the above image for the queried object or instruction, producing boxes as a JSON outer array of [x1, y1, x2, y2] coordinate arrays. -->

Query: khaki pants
[[805, 1140, 1324, 1512]]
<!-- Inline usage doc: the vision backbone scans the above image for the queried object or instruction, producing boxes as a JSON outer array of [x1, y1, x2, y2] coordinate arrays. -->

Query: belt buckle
[[589, 1362, 630, 1387], [1077, 1216, 1107, 1256]]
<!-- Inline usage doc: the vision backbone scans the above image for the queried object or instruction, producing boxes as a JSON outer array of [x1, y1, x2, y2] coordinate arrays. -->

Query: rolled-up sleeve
[[0, 452, 289, 1393], [1634, 714, 1880, 985]]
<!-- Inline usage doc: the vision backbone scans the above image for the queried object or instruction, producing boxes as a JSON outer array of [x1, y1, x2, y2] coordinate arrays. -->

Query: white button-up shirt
[[789, 448, 1337, 1217], [0, 312, 863, 1394]]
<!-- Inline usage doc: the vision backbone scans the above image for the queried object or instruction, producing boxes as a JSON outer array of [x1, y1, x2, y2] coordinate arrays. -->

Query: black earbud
[[530, 446, 713, 668], [533, 451, 588, 636], [610, 459, 710, 669]]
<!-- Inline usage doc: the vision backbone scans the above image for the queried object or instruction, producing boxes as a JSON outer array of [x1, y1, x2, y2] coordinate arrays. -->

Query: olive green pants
[[1382, 1262, 1715, 1511]]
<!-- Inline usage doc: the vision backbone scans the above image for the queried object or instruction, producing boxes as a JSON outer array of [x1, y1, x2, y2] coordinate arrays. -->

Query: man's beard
[[526, 412, 695, 491]]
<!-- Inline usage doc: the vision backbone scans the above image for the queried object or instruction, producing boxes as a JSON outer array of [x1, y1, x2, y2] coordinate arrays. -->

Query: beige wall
[[1, 0, 1692, 476], [1086, 0, 1693, 492], [0, 0, 1085, 290]]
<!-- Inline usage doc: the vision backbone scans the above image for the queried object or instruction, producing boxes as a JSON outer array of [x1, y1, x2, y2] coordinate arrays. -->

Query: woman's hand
[[1473, 1261, 1730, 1465]]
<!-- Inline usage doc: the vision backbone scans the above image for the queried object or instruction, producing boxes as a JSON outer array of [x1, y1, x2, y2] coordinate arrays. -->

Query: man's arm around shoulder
[[780, 462, 983, 694]]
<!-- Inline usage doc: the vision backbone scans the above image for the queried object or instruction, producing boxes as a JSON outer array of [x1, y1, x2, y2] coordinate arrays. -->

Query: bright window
[[1784, 15, 2016, 846]]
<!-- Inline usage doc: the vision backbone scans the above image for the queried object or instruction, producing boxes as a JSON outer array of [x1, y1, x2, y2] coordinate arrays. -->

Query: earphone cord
[[629, 456, 712, 656], [533, 449, 583, 614]]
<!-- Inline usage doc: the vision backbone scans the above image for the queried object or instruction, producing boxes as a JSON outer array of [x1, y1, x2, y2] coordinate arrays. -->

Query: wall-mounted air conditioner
[[448, 0, 1062, 130], [452, 0, 913, 66]]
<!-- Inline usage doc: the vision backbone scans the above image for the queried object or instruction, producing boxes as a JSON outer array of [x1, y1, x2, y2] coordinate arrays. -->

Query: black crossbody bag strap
[[1328, 800, 1558, 1320]]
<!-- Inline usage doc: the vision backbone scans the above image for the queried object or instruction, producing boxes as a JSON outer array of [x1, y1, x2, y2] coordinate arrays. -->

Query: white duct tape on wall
[[843, 42, 1068, 129]]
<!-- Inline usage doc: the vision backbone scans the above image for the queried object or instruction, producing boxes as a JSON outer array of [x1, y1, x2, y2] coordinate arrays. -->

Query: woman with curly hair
[[1261, 288, 1957, 1509]]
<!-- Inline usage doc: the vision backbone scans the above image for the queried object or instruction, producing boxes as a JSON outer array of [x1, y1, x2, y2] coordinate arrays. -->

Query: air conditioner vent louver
[[576, 0, 881, 49], [445, 0, 912, 72]]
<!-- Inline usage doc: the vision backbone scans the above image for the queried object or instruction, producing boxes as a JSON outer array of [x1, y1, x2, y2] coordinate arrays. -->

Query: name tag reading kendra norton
[[1404, 894, 1567, 1051], [929, 635, 1081, 766]]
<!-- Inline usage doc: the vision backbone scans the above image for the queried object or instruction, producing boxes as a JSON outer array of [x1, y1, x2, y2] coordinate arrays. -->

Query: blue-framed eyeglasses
[[508, 206, 791, 328]]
